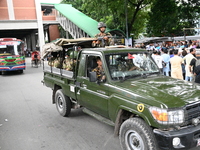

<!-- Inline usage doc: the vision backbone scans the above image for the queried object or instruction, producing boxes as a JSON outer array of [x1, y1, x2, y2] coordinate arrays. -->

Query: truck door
[[76, 53, 109, 118]]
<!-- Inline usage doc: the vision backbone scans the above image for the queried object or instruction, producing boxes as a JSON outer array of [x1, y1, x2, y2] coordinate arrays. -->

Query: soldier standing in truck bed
[[92, 22, 113, 47]]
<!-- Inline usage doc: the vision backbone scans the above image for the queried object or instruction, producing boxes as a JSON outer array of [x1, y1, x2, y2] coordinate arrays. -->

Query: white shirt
[[154, 55, 164, 69]]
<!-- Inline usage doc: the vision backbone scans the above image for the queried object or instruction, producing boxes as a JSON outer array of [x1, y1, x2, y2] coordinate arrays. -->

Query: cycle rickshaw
[[31, 51, 41, 67]]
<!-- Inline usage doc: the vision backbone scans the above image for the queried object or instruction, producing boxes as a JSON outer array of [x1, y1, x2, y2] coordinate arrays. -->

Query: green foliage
[[176, 0, 200, 35], [147, 0, 200, 37], [61, 0, 152, 38], [60, 0, 199, 38], [147, 0, 179, 37]]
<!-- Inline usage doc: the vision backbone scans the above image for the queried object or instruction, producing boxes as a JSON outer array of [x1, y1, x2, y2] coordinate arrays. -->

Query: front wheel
[[55, 89, 71, 117], [119, 118, 158, 150]]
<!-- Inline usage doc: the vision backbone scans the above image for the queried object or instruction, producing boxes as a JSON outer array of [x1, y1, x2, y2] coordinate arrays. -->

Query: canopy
[[42, 38, 97, 59]]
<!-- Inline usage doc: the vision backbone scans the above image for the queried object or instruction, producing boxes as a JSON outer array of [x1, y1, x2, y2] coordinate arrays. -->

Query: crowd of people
[[143, 40, 200, 84]]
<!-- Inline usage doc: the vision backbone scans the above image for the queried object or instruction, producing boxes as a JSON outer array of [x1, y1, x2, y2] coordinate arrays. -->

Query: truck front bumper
[[154, 124, 200, 150]]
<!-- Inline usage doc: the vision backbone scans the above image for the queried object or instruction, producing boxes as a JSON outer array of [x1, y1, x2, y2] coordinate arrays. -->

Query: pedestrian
[[154, 51, 164, 73], [170, 50, 183, 80], [181, 50, 187, 80], [182, 48, 196, 81], [189, 57, 200, 84], [193, 61, 200, 84], [151, 50, 157, 61], [161, 49, 170, 76]]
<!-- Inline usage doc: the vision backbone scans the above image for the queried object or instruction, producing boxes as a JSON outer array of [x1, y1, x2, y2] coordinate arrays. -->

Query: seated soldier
[[92, 57, 106, 82], [63, 50, 77, 71], [48, 52, 61, 68], [117, 57, 142, 71], [126, 59, 142, 71], [48, 52, 57, 66]]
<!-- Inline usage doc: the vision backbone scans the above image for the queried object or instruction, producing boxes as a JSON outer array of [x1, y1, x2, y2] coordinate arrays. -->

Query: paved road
[[0, 58, 121, 150], [0, 58, 199, 150]]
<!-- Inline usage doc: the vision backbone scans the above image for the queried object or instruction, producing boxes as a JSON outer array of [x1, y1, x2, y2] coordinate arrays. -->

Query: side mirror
[[89, 71, 97, 82]]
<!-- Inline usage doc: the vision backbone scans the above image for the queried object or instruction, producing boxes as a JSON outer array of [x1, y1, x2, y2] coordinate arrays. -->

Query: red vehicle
[[0, 38, 25, 74], [31, 51, 41, 67]]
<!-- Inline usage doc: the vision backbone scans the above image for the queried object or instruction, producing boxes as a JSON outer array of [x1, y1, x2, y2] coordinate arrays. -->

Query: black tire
[[35, 59, 38, 68], [55, 89, 71, 117], [119, 118, 158, 150]]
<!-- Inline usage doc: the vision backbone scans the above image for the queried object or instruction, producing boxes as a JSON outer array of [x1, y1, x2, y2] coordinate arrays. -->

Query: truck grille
[[185, 102, 200, 125]]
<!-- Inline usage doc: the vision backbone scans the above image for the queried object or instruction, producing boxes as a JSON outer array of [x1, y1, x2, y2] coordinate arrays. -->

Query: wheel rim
[[57, 95, 64, 112], [125, 130, 144, 150]]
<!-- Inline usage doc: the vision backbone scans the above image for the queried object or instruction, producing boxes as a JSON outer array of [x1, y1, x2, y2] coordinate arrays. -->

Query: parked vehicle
[[42, 38, 200, 150], [0, 38, 25, 74]]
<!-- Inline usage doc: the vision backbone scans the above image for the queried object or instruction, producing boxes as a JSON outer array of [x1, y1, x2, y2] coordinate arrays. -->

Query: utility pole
[[124, 0, 129, 45]]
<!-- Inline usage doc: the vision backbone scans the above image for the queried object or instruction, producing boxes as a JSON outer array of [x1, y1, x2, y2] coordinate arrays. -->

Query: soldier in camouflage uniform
[[48, 52, 61, 68], [92, 22, 113, 47], [63, 50, 77, 71], [92, 57, 106, 81]]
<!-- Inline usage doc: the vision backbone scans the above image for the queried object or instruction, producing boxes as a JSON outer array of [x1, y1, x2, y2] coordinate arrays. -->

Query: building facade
[[0, 0, 60, 53]]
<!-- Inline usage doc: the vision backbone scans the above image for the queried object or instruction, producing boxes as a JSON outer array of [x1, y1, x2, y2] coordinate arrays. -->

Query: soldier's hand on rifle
[[103, 36, 109, 41]]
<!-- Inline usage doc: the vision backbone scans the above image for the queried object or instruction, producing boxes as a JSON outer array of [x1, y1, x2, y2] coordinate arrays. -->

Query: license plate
[[197, 139, 200, 147]]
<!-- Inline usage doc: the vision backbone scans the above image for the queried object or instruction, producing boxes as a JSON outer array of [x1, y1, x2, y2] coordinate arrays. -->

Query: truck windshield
[[105, 52, 160, 81]]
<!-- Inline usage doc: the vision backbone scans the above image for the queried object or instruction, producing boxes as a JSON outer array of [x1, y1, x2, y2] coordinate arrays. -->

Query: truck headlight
[[149, 107, 184, 124]]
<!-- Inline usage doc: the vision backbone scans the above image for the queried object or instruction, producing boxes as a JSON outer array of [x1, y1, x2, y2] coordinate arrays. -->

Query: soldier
[[63, 50, 77, 71], [92, 57, 106, 82], [92, 22, 113, 47], [48, 52, 61, 68]]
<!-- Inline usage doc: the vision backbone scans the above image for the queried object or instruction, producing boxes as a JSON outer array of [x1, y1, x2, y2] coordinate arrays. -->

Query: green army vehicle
[[42, 38, 200, 150]]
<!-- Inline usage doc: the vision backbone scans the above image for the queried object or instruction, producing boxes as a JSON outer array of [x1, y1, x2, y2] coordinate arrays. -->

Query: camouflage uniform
[[118, 59, 138, 71], [63, 57, 73, 71], [92, 66, 105, 80], [48, 57, 61, 68], [54, 58, 61, 68], [48, 57, 56, 66], [95, 32, 113, 47]]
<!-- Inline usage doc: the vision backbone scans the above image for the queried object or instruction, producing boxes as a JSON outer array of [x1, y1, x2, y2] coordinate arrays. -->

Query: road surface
[[0, 58, 199, 150]]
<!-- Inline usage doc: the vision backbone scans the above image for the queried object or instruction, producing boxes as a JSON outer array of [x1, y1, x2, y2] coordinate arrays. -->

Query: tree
[[176, 0, 200, 35], [147, 0, 200, 37], [61, 0, 153, 38], [146, 0, 179, 37]]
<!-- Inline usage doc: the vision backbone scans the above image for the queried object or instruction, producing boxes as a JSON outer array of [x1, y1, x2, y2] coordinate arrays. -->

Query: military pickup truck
[[42, 38, 200, 150]]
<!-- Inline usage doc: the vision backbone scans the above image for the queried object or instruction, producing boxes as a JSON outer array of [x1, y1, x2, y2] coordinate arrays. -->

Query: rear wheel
[[55, 89, 71, 117], [119, 117, 158, 150], [35, 59, 38, 68]]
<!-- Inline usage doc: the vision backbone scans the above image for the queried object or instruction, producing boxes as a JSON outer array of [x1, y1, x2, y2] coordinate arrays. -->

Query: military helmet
[[98, 22, 106, 29], [69, 51, 78, 59]]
